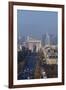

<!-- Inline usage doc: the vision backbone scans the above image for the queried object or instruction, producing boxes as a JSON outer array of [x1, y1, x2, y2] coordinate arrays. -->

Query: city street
[[18, 51, 57, 80]]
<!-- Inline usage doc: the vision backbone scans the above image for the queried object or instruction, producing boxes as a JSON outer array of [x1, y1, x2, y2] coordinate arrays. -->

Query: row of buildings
[[18, 33, 58, 65]]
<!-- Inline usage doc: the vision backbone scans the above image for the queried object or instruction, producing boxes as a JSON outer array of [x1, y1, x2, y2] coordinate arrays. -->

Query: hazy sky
[[17, 10, 58, 40]]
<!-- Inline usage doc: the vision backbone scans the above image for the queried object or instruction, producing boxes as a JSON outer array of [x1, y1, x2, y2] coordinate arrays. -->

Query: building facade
[[26, 36, 41, 52]]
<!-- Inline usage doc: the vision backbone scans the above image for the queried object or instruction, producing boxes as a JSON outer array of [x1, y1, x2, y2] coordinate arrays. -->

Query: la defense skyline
[[17, 10, 58, 41], [18, 32, 57, 46]]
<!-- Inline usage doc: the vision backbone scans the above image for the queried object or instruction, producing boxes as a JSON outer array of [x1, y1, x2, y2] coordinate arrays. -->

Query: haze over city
[[17, 10, 58, 40]]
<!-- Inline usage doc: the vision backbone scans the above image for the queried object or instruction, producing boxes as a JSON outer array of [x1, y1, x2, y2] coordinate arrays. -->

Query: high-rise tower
[[45, 33, 50, 46]]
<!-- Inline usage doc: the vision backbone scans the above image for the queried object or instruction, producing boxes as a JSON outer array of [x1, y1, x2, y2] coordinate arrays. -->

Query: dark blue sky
[[17, 10, 58, 40]]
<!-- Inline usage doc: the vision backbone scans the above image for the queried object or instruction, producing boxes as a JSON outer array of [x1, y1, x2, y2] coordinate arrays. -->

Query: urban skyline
[[18, 33, 58, 46]]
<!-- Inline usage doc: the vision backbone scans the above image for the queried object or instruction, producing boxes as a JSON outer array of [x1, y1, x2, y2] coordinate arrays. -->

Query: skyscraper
[[45, 33, 50, 46]]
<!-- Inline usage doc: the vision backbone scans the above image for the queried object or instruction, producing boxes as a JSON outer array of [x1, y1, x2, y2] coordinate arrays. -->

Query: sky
[[17, 10, 58, 40]]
